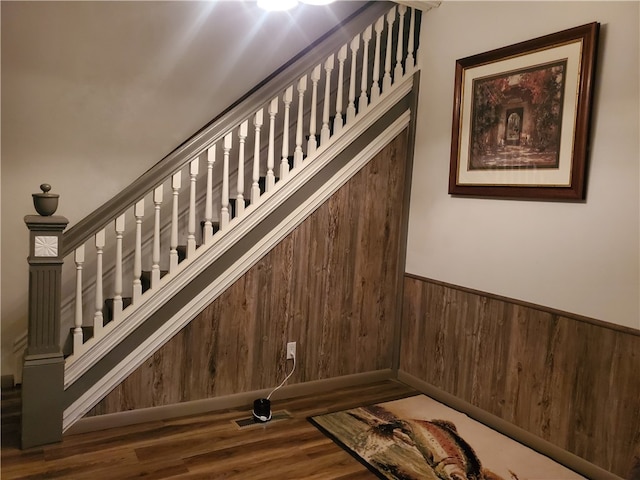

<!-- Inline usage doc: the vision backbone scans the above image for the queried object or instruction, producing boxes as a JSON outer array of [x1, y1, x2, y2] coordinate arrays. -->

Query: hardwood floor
[[1, 380, 417, 479]]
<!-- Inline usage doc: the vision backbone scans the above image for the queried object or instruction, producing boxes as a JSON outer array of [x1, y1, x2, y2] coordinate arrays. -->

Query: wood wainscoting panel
[[400, 275, 640, 478], [86, 130, 409, 417]]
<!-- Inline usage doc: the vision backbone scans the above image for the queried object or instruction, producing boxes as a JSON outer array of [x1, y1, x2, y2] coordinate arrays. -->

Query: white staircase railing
[[55, 4, 420, 388]]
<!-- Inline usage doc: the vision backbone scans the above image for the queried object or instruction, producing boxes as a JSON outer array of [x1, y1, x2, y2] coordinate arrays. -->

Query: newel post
[[22, 184, 68, 448]]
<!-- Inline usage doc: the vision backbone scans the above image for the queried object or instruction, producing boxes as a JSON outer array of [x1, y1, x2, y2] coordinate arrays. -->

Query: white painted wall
[[0, 1, 367, 377], [407, 1, 640, 329]]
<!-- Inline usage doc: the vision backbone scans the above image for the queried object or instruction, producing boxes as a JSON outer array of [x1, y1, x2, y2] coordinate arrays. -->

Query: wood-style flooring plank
[[2, 380, 415, 479]]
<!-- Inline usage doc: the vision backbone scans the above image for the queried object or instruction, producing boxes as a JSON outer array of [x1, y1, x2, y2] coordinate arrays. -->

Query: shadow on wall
[[629, 452, 640, 480]]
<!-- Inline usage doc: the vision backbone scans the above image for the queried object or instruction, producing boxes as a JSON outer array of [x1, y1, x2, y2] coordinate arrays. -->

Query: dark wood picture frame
[[449, 23, 599, 200]]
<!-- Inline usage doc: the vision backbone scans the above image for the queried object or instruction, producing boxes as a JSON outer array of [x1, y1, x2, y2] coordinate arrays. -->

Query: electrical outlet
[[286, 341, 296, 360]]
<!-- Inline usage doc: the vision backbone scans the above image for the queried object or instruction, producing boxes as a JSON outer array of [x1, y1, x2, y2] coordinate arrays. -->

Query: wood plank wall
[[400, 274, 640, 478], [87, 129, 409, 416]]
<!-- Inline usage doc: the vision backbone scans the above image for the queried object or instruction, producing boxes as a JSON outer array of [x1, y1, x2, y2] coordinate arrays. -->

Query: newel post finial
[[22, 184, 68, 448], [32, 183, 60, 216]]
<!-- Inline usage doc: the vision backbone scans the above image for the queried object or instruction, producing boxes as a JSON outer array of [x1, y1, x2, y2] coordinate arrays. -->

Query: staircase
[[20, 1, 422, 448]]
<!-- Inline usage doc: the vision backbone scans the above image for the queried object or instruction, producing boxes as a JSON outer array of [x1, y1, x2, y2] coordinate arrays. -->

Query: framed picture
[[449, 23, 599, 200]]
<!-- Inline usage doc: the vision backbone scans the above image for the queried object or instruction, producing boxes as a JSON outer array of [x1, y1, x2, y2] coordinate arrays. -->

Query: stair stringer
[[61, 78, 415, 432]]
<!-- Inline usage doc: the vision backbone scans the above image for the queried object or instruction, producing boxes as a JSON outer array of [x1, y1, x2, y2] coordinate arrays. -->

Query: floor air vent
[[233, 410, 291, 429]]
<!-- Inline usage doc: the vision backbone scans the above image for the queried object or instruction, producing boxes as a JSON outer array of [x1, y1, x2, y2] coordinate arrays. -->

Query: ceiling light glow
[[257, 0, 299, 11], [300, 0, 335, 4]]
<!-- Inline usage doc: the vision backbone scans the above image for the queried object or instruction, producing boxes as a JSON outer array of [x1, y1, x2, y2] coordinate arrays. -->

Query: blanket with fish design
[[309, 395, 584, 480]]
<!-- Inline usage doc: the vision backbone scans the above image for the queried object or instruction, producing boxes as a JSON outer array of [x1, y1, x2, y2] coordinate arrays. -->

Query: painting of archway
[[468, 60, 566, 170]]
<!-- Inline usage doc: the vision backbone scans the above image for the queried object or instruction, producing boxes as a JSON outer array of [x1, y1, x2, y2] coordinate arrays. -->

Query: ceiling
[[1, 1, 443, 173], [2, 1, 371, 167]]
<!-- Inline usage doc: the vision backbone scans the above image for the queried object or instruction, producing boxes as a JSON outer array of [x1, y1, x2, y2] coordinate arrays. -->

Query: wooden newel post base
[[22, 214, 68, 449]]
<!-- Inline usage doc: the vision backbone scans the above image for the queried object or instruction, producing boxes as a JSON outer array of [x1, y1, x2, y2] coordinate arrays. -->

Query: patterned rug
[[309, 394, 584, 480]]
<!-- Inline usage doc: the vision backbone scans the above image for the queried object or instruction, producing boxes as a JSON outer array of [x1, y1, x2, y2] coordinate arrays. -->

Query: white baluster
[[383, 7, 396, 92], [320, 54, 334, 146], [151, 187, 162, 288], [73, 245, 85, 353], [221, 132, 232, 228], [266, 97, 278, 192], [170, 171, 181, 272], [204, 144, 216, 244], [133, 200, 144, 302], [334, 44, 347, 134], [280, 85, 293, 179], [187, 157, 199, 257], [294, 75, 307, 168], [347, 34, 360, 123], [407, 7, 416, 71], [113, 213, 125, 319], [94, 229, 105, 334], [308, 65, 321, 156], [371, 16, 384, 102], [359, 25, 372, 114], [395, 5, 407, 80], [236, 121, 248, 217], [252, 109, 263, 204]]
